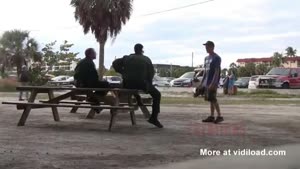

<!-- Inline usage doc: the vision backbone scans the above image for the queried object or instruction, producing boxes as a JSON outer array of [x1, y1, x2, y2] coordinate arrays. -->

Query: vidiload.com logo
[[200, 148, 287, 157]]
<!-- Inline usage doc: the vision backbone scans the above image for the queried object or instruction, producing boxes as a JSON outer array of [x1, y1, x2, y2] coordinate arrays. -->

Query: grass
[[236, 89, 300, 98], [161, 97, 300, 105]]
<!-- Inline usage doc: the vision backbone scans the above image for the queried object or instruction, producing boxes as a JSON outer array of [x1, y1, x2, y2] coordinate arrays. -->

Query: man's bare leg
[[214, 101, 221, 117], [210, 102, 215, 117]]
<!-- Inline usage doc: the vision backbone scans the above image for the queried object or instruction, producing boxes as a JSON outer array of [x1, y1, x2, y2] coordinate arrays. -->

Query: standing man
[[113, 44, 163, 128], [200, 41, 224, 124], [19, 65, 30, 101]]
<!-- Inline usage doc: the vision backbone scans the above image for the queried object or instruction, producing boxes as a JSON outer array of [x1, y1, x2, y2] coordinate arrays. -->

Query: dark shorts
[[204, 89, 217, 102]]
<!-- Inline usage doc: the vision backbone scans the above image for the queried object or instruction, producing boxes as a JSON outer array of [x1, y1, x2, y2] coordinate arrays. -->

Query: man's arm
[[200, 58, 207, 87], [87, 61, 99, 85], [147, 58, 155, 83]]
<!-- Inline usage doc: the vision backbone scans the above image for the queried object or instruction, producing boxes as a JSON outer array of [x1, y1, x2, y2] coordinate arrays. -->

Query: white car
[[103, 76, 122, 88], [153, 75, 170, 87], [49, 75, 71, 86], [248, 75, 259, 89]]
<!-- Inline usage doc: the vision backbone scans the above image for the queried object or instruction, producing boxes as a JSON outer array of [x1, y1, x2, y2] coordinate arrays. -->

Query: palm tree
[[285, 47, 297, 57], [70, 0, 133, 79], [229, 62, 237, 69], [0, 30, 41, 76], [285, 47, 297, 67]]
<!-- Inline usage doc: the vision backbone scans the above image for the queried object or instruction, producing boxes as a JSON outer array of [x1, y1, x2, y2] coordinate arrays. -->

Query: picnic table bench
[[2, 86, 152, 131]]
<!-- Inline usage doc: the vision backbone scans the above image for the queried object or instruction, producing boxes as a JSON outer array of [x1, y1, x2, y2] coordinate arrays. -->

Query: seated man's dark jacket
[[74, 58, 99, 87], [113, 54, 155, 90]]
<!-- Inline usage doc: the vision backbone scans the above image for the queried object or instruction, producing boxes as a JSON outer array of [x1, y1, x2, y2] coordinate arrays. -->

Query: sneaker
[[214, 116, 224, 124], [148, 118, 164, 128], [202, 116, 215, 123]]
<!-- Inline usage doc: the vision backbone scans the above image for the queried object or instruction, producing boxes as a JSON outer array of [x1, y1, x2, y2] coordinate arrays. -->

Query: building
[[42, 61, 78, 72], [237, 57, 300, 68]]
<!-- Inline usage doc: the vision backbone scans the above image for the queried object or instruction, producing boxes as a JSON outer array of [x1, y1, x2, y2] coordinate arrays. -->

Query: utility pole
[[192, 52, 194, 68]]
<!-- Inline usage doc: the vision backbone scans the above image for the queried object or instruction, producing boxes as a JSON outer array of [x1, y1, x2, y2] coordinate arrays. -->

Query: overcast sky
[[0, 0, 299, 68]]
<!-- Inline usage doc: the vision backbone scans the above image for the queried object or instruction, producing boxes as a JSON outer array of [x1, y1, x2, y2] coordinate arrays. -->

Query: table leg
[[17, 90, 37, 126], [70, 106, 79, 113], [48, 91, 60, 122], [108, 91, 120, 131], [128, 94, 136, 126], [139, 105, 151, 119]]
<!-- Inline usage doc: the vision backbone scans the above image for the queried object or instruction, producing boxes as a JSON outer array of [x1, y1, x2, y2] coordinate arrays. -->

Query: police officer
[[113, 44, 163, 128]]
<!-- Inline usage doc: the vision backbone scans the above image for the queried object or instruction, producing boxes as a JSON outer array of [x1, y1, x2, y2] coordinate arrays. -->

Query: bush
[[0, 79, 17, 92], [29, 66, 48, 86]]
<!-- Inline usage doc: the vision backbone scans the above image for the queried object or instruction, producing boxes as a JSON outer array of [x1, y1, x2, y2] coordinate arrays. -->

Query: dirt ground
[[0, 102, 300, 169]]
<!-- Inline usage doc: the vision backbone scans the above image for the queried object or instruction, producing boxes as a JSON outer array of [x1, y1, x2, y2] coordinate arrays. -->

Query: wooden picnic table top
[[16, 86, 143, 93], [4, 85, 152, 130]]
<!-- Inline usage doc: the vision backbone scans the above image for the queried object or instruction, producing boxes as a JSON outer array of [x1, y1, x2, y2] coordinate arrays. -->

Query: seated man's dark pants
[[124, 82, 161, 119]]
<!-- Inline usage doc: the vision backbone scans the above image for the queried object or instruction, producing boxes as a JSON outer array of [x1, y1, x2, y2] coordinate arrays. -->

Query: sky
[[0, 0, 300, 69]]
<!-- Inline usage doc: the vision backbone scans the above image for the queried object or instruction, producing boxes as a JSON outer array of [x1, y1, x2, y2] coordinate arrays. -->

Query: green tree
[[58, 40, 80, 65], [271, 52, 284, 67], [244, 63, 256, 76], [158, 68, 170, 77], [237, 66, 249, 77], [42, 40, 79, 73], [41, 41, 59, 71], [229, 62, 238, 76], [104, 68, 119, 76], [256, 64, 269, 75], [0, 30, 40, 76], [71, 0, 133, 79], [172, 67, 194, 78]]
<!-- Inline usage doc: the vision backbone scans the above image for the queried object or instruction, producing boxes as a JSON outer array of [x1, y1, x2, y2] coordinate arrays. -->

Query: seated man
[[74, 48, 110, 103], [113, 44, 163, 128]]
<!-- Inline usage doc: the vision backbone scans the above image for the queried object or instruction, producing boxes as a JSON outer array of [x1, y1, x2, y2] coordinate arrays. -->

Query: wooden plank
[[2, 102, 135, 110], [46, 91, 75, 103], [40, 100, 151, 107], [17, 86, 143, 93], [17, 90, 37, 126]]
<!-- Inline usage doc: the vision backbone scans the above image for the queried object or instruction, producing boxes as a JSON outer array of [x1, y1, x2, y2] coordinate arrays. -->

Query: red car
[[257, 67, 300, 89]]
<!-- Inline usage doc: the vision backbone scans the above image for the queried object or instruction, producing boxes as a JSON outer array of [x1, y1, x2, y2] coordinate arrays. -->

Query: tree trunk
[[99, 42, 105, 80]]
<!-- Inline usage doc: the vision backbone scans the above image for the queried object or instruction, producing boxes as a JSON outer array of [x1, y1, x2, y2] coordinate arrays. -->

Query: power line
[[0, 0, 216, 33], [139, 0, 215, 17]]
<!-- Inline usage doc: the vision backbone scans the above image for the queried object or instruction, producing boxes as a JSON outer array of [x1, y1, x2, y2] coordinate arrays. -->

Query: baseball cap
[[203, 41, 215, 47]]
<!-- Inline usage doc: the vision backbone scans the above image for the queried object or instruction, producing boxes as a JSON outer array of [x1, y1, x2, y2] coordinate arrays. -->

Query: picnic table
[[2, 86, 152, 131]]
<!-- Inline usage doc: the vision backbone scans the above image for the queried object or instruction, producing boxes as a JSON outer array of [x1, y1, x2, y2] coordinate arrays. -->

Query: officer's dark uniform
[[74, 58, 109, 96], [113, 54, 161, 120]]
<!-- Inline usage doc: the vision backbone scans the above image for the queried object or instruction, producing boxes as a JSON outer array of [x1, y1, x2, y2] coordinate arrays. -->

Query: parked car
[[103, 76, 122, 88], [257, 67, 300, 89], [170, 72, 195, 87], [153, 75, 170, 87], [234, 77, 250, 88], [162, 77, 175, 83], [48, 75, 71, 86], [248, 75, 259, 89]]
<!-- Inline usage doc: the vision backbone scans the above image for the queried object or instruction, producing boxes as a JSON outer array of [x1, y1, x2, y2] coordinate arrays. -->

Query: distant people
[[223, 75, 229, 95], [228, 71, 236, 95], [113, 44, 163, 128], [18, 65, 30, 101], [74, 48, 110, 103], [200, 41, 224, 124]]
